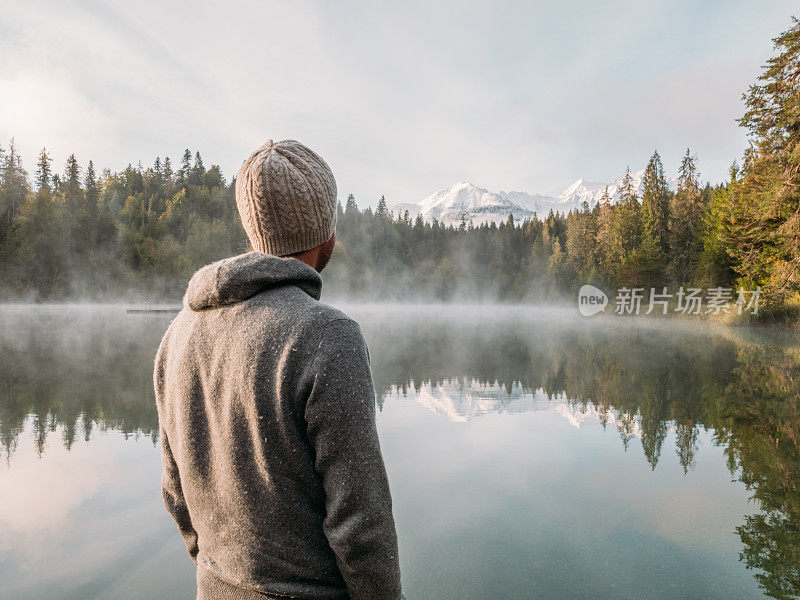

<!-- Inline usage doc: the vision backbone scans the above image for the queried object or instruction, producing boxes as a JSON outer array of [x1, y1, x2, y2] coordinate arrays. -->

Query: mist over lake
[[1, 304, 797, 600]]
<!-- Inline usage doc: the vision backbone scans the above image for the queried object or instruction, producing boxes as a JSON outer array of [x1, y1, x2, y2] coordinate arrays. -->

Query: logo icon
[[578, 285, 608, 317]]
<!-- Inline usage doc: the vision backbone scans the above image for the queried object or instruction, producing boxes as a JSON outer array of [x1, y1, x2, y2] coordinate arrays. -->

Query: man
[[154, 139, 403, 600]]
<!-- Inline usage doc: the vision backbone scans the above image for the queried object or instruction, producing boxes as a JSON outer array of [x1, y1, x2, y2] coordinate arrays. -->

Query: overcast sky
[[0, 1, 796, 206]]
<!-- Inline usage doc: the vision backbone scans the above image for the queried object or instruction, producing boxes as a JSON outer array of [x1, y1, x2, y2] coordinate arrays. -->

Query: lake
[[1, 304, 798, 600]]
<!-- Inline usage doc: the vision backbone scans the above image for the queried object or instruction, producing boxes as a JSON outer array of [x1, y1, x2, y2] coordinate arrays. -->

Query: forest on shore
[[0, 19, 797, 318]]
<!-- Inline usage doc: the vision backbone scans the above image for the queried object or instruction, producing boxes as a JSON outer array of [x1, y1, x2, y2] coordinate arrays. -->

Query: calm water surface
[[0, 305, 798, 600]]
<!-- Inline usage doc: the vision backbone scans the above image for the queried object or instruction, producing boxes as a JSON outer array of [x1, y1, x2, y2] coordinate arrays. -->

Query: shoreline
[[0, 300, 797, 330]]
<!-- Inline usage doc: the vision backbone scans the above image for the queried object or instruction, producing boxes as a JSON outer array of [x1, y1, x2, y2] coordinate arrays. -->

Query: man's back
[[155, 252, 402, 600]]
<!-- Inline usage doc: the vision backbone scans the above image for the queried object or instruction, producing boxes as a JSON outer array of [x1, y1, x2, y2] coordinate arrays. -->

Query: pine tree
[[63, 154, 82, 211], [566, 202, 597, 282], [641, 150, 670, 253], [190, 151, 205, 186], [595, 186, 615, 282], [376, 195, 388, 220], [163, 156, 173, 181], [669, 149, 701, 283], [35, 148, 53, 194], [0, 139, 30, 236], [620, 168, 637, 204], [615, 168, 642, 255], [724, 17, 800, 303], [697, 163, 737, 286], [84, 160, 100, 237], [179, 149, 192, 184], [609, 168, 643, 285]]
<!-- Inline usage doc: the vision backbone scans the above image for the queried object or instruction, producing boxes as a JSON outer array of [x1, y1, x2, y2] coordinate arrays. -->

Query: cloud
[[0, 73, 120, 165], [0, 0, 796, 204], [0, 422, 122, 532]]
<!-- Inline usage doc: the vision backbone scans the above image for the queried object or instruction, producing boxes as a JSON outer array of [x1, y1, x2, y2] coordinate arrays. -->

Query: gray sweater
[[154, 252, 402, 600]]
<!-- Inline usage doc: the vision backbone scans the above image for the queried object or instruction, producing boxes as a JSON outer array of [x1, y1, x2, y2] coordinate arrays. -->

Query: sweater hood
[[184, 252, 322, 311]]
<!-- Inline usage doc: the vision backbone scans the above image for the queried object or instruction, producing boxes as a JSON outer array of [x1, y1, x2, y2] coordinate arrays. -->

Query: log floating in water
[[125, 304, 181, 314]]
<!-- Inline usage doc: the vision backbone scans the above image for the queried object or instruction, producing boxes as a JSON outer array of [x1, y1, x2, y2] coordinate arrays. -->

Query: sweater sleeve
[[160, 426, 199, 563], [304, 318, 403, 600]]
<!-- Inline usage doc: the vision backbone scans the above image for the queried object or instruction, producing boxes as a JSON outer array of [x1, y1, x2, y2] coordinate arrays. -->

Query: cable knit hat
[[235, 139, 337, 256]]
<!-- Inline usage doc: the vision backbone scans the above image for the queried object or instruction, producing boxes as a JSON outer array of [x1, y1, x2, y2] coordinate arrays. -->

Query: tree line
[[330, 17, 799, 314], [0, 19, 797, 314], [325, 150, 723, 303], [0, 145, 246, 299]]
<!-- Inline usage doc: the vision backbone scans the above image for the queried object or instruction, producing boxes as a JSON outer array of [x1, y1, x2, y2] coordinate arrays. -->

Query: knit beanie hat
[[235, 139, 337, 257]]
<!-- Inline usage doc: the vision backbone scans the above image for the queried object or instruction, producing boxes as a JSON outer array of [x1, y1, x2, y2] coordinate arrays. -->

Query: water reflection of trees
[[719, 344, 800, 600], [0, 308, 166, 460], [363, 317, 800, 600], [1, 309, 797, 598]]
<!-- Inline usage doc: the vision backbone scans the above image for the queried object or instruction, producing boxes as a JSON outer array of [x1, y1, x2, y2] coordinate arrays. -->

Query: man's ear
[[315, 236, 337, 272]]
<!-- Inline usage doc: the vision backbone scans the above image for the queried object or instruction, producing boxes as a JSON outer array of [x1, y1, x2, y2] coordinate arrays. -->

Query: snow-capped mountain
[[416, 181, 539, 226], [554, 170, 667, 210], [389, 169, 678, 227]]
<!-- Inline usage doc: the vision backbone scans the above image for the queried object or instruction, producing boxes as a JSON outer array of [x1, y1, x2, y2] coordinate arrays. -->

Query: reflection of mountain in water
[[385, 377, 649, 440], [386, 379, 549, 422], [552, 402, 646, 439]]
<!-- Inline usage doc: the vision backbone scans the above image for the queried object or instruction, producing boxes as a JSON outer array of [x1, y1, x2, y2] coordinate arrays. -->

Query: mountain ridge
[[389, 170, 678, 226]]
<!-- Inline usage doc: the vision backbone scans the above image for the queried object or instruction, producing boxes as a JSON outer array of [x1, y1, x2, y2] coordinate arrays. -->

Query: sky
[[0, 0, 796, 207]]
